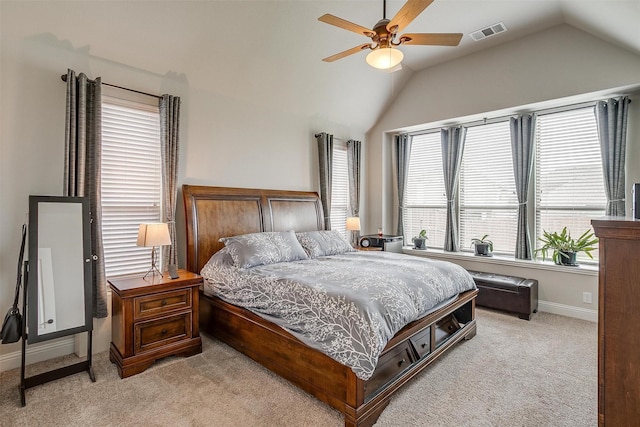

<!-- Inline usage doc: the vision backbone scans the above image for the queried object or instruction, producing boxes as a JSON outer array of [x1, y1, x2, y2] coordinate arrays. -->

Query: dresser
[[592, 218, 640, 426], [108, 270, 202, 378]]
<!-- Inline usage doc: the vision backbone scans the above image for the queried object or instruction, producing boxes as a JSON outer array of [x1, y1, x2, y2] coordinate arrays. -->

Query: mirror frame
[[27, 195, 93, 343]]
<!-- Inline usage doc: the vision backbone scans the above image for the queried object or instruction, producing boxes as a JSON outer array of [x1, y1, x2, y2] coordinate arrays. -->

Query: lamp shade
[[346, 217, 361, 231], [366, 47, 404, 70], [137, 223, 171, 247]]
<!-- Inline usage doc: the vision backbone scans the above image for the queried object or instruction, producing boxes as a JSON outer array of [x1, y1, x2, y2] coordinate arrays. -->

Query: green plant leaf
[[534, 227, 599, 262]]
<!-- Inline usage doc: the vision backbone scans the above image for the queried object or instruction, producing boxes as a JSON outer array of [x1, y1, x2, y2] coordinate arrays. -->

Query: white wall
[[0, 2, 367, 369], [364, 24, 640, 320], [2, 4, 639, 370]]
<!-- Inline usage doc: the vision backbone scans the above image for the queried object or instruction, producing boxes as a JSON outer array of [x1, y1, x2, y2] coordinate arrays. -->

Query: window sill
[[402, 247, 598, 277]]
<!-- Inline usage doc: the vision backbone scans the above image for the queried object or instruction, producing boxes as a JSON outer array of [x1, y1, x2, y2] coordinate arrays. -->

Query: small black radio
[[358, 235, 403, 252]]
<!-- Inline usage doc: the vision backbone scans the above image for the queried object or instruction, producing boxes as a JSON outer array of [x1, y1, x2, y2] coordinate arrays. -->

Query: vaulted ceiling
[[311, 0, 640, 132], [4, 1, 639, 134]]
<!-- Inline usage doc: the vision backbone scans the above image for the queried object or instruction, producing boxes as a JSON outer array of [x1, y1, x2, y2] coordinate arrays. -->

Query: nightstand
[[108, 270, 202, 378], [357, 246, 383, 251]]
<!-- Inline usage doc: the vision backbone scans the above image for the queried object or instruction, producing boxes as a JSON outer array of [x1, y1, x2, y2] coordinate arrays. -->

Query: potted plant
[[412, 229, 428, 250], [471, 234, 493, 256], [535, 227, 598, 266]]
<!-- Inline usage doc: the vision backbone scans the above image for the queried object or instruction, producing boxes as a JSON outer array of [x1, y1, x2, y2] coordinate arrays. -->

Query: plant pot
[[413, 237, 427, 250], [556, 250, 578, 266], [474, 243, 492, 257]]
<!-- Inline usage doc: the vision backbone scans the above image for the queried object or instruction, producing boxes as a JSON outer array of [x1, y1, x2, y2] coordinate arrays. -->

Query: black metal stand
[[19, 261, 95, 406]]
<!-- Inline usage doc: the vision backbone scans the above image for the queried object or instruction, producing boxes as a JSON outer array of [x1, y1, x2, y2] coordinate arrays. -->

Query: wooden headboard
[[182, 185, 324, 273]]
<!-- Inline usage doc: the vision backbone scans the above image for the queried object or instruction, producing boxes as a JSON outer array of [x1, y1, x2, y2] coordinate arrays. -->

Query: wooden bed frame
[[183, 185, 478, 427]]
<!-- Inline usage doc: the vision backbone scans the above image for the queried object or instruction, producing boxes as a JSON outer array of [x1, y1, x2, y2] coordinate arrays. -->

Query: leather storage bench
[[467, 270, 538, 320]]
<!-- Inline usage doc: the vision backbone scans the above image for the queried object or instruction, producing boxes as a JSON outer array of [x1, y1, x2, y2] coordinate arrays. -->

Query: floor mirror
[[20, 195, 95, 406]]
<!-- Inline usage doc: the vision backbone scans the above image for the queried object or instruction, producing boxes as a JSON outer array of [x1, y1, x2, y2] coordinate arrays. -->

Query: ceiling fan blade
[[322, 44, 371, 62], [318, 14, 375, 38], [387, 0, 434, 34], [400, 33, 463, 46]]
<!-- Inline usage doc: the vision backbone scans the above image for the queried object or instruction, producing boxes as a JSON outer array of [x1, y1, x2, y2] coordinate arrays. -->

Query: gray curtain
[[510, 114, 536, 260], [160, 95, 181, 273], [63, 69, 107, 318], [316, 132, 333, 229], [394, 134, 412, 236], [441, 127, 466, 252], [346, 140, 361, 217], [595, 96, 631, 217]]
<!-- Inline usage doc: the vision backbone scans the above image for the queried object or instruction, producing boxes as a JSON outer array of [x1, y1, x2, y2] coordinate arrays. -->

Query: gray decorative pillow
[[207, 247, 235, 268], [295, 230, 355, 258], [219, 231, 308, 269]]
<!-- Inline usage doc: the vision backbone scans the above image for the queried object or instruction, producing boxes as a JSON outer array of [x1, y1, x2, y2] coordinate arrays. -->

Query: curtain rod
[[314, 133, 346, 141], [60, 74, 161, 100], [407, 95, 632, 137]]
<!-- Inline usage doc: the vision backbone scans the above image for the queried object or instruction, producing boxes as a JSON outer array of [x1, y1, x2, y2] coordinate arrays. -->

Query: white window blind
[[101, 97, 162, 277], [330, 143, 349, 240], [460, 121, 518, 254], [404, 132, 446, 248], [535, 106, 605, 263]]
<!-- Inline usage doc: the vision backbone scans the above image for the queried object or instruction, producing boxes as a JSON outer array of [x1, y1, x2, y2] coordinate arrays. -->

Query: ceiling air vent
[[469, 22, 507, 42]]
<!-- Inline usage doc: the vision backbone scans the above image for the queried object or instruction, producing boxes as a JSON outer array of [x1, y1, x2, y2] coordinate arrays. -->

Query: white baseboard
[[538, 300, 598, 322], [0, 337, 75, 372]]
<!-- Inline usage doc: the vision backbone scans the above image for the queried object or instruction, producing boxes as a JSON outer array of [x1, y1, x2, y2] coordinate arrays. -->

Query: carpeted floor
[[0, 308, 597, 426]]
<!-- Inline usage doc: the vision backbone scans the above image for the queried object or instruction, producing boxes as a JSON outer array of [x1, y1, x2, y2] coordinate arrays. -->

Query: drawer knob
[[161, 329, 168, 335], [161, 300, 167, 306], [421, 343, 427, 348], [398, 358, 406, 367]]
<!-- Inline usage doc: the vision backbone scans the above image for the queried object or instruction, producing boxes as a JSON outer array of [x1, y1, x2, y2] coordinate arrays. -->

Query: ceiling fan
[[318, 0, 462, 70]]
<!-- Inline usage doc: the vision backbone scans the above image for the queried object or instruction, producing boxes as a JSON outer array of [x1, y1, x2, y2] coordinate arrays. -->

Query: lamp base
[[142, 247, 163, 280], [350, 230, 360, 248], [142, 265, 164, 280]]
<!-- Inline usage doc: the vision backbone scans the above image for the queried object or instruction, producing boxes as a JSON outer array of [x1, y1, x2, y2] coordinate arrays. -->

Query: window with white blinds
[[403, 103, 607, 262], [101, 97, 162, 278], [403, 132, 447, 248], [330, 143, 350, 240], [535, 106, 605, 264], [460, 121, 518, 254]]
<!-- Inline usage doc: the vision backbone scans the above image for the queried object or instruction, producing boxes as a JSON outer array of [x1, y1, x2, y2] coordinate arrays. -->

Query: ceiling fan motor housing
[[371, 18, 397, 48]]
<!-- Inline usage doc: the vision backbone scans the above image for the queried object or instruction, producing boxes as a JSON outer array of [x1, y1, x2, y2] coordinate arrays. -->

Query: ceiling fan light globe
[[366, 47, 403, 70]]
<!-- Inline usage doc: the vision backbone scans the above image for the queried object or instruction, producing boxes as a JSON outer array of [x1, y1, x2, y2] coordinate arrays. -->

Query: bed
[[183, 185, 478, 427]]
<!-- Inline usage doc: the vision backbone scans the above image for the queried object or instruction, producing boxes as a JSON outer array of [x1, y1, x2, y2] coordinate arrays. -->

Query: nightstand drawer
[[134, 313, 192, 354], [134, 289, 192, 320]]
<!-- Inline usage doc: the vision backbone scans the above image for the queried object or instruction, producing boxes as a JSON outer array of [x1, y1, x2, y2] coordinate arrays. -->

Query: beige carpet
[[0, 308, 597, 426]]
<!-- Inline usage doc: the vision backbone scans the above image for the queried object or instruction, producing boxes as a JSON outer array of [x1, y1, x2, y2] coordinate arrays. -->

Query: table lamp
[[346, 217, 361, 248], [137, 223, 171, 279]]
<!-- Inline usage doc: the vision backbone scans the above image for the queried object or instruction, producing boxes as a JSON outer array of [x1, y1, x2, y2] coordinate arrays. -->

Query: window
[[101, 97, 162, 277], [330, 142, 350, 240], [535, 107, 606, 263], [403, 132, 447, 248], [460, 121, 518, 254], [403, 103, 607, 264]]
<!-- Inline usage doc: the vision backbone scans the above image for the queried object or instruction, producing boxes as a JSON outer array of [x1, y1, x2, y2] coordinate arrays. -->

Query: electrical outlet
[[583, 292, 593, 304]]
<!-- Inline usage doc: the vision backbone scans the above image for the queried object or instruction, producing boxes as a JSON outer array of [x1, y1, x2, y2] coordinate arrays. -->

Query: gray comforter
[[201, 251, 476, 380]]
